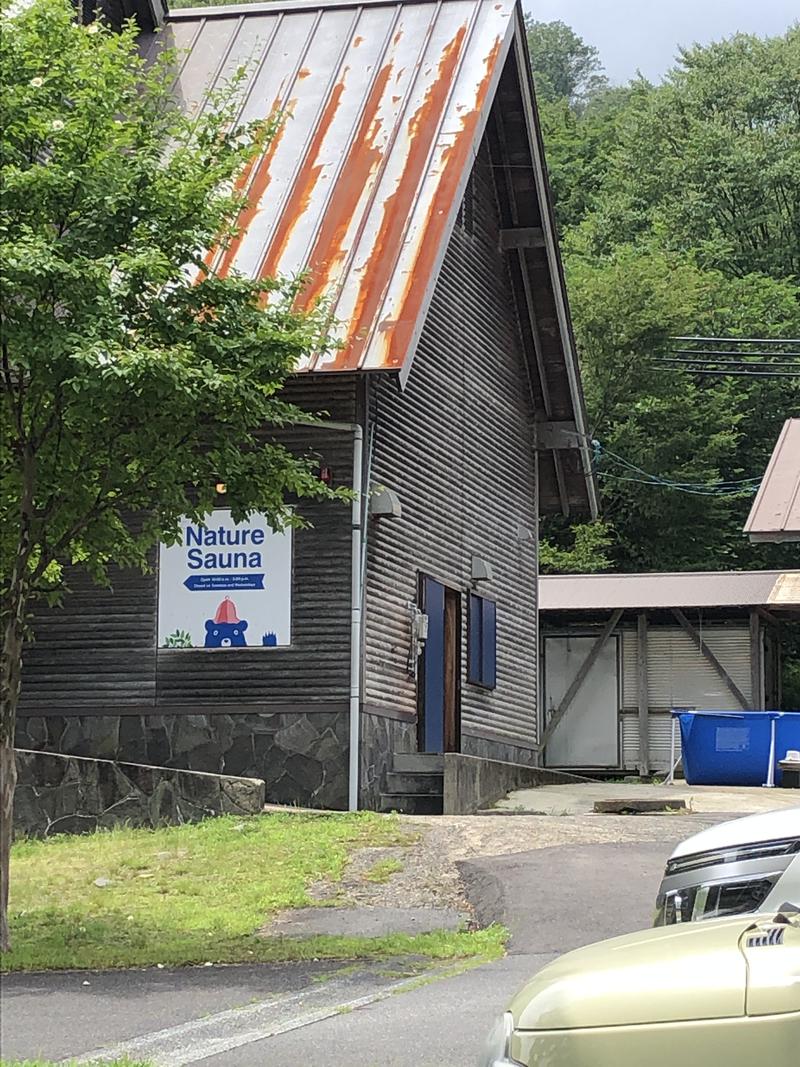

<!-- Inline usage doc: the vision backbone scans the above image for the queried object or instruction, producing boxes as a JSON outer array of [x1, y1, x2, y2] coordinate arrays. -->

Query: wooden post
[[637, 612, 649, 776], [672, 609, 749, 710], [749, 610, 762, 710], [541, 609, 623, 749]]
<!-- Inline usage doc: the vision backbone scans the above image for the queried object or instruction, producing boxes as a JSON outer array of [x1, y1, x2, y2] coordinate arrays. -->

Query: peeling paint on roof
[[160, 0, 515, 372]]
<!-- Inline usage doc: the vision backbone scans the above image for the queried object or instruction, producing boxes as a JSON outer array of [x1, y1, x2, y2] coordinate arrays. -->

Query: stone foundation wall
[[13, 749, 265, 837], [15, 710, 349, 811], [359, 711, 417, 809]]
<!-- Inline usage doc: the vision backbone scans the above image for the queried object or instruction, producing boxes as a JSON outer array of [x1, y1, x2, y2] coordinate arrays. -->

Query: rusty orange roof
[[155, 0, 524, 373], [146, 0, 599, 516], [745, 419, 800, 542]]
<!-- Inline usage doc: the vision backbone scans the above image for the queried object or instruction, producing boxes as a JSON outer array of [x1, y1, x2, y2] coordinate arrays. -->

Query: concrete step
[[379, 792, 443, 816], [385, 771, 444, 795], [392, 753, 444, 773]]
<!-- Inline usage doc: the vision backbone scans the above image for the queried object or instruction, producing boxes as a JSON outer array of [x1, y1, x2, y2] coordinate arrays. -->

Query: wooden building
[[539, 571, 800, 776], [17, 0, 597, 812]]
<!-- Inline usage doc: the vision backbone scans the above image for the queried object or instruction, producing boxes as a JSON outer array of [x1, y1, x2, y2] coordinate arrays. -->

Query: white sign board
[[158, 510, 292, 649]]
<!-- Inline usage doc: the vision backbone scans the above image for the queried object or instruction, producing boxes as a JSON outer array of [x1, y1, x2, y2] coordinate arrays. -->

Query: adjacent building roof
[[744, 419, 800, 542], [539, 570, 800, 612]]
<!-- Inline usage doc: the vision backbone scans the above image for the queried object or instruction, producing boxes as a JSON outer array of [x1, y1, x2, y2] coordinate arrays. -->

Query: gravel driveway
[[309, 810, 729, 917]]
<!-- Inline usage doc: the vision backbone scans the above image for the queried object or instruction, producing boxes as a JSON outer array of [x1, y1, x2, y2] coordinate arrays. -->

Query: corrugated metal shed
[[539, 570, 800, 612], [744, 419, 800, 542]]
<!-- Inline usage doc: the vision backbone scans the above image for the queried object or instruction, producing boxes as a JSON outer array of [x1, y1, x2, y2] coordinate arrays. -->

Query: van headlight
[[481, 1012, 525, 1067], [655, 876, 779, 925]]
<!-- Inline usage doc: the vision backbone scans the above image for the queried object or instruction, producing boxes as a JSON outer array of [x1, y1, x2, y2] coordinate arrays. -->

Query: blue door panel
[[422, 578, 445, 752]]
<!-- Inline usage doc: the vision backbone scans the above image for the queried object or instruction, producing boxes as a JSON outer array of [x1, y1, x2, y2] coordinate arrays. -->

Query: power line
[[596, 443, 760, 486], [661, 357, 800, 371], [596, 470, 759, 496], [592, 442, 762, 496], [669, 354, 800, 367], [658, 366, 800, 379], [672, 336, 800, 345]]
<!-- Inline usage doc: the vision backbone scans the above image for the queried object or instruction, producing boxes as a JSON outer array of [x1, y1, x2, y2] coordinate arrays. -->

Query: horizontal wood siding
[[21, 376, 358, 712], [363, 139, 539, 751], [20, 563, 158, 708]]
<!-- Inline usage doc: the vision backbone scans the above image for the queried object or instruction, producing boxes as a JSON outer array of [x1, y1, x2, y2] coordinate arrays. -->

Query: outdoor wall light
[[369, 486, 402, 519], [215, 482, 227, 495], [471, 555, 493, 582]]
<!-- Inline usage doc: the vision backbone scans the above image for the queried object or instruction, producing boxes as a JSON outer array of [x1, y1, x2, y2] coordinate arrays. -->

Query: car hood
[[670, 807, 800, 859], [510, 912, 800, 1031]]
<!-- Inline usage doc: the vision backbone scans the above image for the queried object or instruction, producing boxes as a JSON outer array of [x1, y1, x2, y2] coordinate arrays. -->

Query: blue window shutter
[[482, 598, 496, 689], [468, 593, 481, 684]]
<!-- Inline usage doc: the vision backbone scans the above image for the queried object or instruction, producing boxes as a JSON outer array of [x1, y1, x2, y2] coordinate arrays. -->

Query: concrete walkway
[[494, 780, 800, 816]]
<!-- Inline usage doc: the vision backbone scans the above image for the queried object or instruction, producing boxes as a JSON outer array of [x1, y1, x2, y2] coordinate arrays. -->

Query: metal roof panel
[[539, 571, 800, 612], [745, 419, 800, 542], [156, 0, 516, 372]]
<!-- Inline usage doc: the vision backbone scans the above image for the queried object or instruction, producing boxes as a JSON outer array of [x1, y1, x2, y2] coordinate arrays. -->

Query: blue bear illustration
[[262, 632, 277, 647], [205, 619, 248, 647], [204, 598, 248, 648]]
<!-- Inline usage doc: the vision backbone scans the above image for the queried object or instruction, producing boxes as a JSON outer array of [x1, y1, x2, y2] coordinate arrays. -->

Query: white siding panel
[[622, 625, 751, 711], [620, 709, 682, 772], [621, 711, 638, 769], [622, 628, 637, 709]]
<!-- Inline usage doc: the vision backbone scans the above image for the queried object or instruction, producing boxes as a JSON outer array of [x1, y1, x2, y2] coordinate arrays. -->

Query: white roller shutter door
[[620, 624, 750, 771]]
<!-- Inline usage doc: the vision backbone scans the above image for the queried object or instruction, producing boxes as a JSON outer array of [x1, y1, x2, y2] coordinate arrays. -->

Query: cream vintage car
[[482, 907, 800, 1067]]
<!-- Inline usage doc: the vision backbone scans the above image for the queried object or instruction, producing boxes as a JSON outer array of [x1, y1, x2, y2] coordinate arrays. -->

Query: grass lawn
[[1, 812, 506, 972]]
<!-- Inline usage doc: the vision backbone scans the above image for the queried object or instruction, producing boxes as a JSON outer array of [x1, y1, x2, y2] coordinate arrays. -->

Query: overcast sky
[[524, 0, 798, 84]]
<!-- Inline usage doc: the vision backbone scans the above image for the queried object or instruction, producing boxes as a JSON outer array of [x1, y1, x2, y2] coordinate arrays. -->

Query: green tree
[[563, 248, 800, 572], [576, 27, 800, 279], [539, 520, 614, 574], [525, 16, 608, 106], [537, 85, 639, 233], [531, 25, 800, 575], [0, 0, 340, 951]]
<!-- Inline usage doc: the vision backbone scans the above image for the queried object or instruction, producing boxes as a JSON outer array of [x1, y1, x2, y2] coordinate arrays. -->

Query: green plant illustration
[[163, 629, 193, 649]]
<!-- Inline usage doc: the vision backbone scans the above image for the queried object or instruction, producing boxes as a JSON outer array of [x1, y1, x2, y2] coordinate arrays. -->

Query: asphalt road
[[2, 838, 680, 1066]]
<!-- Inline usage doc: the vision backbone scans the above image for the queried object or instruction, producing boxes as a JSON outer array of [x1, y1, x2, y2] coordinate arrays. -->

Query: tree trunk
[[0, 511, 32, 954], [0, 738, 18, 954]]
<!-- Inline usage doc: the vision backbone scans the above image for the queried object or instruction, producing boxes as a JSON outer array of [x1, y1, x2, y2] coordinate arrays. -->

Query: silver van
[[655, 807, 800, 925]]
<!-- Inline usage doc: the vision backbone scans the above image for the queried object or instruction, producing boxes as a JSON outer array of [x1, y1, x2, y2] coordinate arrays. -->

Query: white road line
[[68, 972, 426, 1066]]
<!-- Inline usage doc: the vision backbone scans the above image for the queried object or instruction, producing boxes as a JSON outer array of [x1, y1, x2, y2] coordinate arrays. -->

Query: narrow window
[[468, 593, 496, 688]]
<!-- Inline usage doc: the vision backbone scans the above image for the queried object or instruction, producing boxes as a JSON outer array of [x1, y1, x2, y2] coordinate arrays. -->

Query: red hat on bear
[[214, 597, 240, 625]]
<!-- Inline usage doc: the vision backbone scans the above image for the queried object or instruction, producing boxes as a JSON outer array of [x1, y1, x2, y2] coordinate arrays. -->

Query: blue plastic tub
[[676, 711, 800, 787], [775, 714, 800, 786]]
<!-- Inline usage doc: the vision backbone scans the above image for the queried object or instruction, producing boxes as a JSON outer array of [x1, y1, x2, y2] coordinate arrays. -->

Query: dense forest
[[526, 18, 799, 576]]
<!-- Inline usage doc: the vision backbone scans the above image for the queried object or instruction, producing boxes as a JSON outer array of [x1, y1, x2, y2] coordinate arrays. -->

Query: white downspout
[[348, 425, 364, 811], [302, 418, 364, 811]]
